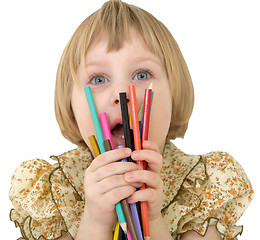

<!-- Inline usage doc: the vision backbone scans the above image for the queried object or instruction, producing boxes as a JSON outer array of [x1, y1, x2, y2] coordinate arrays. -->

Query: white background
[[1, 0, 259, 238]]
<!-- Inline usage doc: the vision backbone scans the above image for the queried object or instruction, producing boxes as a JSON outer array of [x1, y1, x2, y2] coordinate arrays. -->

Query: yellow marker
[[113, 221, 120, 240], [88, 135, 101, 157]]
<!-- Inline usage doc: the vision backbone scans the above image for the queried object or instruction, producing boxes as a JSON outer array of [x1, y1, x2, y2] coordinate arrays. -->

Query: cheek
[[71, 87, 96, 146], [148, 88, 172, 149], [76, 107, 96, 145]]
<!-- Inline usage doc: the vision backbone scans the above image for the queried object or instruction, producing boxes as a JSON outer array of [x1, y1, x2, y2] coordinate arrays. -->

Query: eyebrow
[[85, 60, 103, 68], [85, 56, 162, 68], [133, 56, 162, 66]]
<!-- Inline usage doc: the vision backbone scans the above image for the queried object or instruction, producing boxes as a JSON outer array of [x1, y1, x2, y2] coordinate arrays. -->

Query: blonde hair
[[55, 0, 194, 147]]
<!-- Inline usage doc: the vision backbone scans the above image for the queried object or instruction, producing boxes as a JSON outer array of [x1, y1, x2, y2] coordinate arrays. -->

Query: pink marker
[[100, 112, 114, 149]]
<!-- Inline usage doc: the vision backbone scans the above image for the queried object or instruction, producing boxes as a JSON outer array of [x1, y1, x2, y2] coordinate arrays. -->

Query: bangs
[[55, 0, 194, 146], [76, 0, 166, 71]]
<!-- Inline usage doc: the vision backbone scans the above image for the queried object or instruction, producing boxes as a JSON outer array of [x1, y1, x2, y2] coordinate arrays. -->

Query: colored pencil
[[129, 85, 150, 240], [140, 88, 153, 240], [139, 82, 153, 121], [142, 89, 152, 143], [118, 145, 144, 240], [88, 135, 127, 237], [84, 86, 106, 153], [139, 121, 143, 141], [113, 221, 120, 240], [126, 227, 132, 240], [100, 115, 131, 237], [148, 83, 154, 113], [103, 140, 138, 240], [103, 140, 128, 236], [88, 135, 101, 158], [120, 200, 136, 240], [100, 112, 114, 149], [119, 93, 144, 240], [119, 93, 134, 163], [119, 226, 126, 240], [141, 89, 152, 171], [128, 86, 143, 165], [119, 92, 144, 239]]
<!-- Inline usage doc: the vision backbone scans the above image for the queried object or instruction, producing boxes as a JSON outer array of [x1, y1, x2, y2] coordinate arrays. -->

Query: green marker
[[84, 86, 105, 153], [115, 202, 127, 235]]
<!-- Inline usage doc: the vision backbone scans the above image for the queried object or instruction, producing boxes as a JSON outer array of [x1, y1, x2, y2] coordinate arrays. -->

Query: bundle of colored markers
[[84, 84, 153, 240]]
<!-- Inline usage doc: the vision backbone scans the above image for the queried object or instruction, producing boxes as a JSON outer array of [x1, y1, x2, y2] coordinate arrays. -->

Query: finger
[[88, 185, 137, 211], [127, 188, 158, 204], [104, 185, 137, 205], [88, 147, 132, 172], [94, 161, 143, 182], [124, 170, 163, 190], [96, 173, 142, 194], [142, 140, 160, 153], [131, 149, 163, 173]]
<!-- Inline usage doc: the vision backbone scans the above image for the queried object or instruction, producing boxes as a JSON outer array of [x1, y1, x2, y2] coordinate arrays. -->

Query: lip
[[110, 118, 123, 131]]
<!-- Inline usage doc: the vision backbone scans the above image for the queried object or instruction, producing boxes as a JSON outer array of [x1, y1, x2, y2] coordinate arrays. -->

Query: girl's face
[[71, 28, 172, 155]]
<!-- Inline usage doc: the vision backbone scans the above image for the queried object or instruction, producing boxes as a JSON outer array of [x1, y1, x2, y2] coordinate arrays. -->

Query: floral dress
[[9, 141, 254, 240]]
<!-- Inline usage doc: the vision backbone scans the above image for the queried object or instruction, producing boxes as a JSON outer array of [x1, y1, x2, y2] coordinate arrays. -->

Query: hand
[[124, 140, 164, 222], [83, 147, 143, 230]]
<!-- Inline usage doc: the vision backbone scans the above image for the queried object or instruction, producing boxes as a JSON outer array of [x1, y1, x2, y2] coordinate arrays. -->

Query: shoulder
[[203, 150, 243, 173], [10, 158, 58, 201], [202, 151, 254, 199], [9, 157, 64, 239], [161, 142, 254, 239], [9, 146, 92, 240]]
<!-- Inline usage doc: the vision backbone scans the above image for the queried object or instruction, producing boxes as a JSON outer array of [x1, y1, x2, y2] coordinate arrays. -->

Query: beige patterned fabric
[[9, 141, 254, 239]]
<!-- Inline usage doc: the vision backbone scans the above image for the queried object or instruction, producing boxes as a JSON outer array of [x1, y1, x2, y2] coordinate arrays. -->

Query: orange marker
[[129, 85, 150, 240], [128, 86, 142, 152]]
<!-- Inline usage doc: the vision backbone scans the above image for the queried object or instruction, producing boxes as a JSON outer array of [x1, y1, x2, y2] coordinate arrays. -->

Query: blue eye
[[90, 75, 109, 85], [133, 71, 152, 81]]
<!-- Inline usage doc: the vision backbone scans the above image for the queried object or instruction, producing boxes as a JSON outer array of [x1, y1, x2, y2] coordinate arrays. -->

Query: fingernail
[[125, 172, 133, 180], [124, 148, 132, 155], [132, 151, 140, 159]]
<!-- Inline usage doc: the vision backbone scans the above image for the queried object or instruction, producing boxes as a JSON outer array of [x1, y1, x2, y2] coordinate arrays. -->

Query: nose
[[111, 83, 130, 105], [114, 94, 130, 105]]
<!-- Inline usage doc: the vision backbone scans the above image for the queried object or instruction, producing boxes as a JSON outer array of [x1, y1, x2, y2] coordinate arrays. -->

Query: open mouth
[[111, 123, 125, 139], [110, 122, 126, 147]]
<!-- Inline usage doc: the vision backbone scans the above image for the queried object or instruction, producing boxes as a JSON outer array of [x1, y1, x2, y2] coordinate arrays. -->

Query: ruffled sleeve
[[9, 159, 69, 239], [161, 142, 254, 240], [9, 146, 91, 240]]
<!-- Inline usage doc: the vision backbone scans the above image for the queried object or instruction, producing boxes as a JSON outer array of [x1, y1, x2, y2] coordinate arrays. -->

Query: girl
[[9, 1, 253, 239]]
